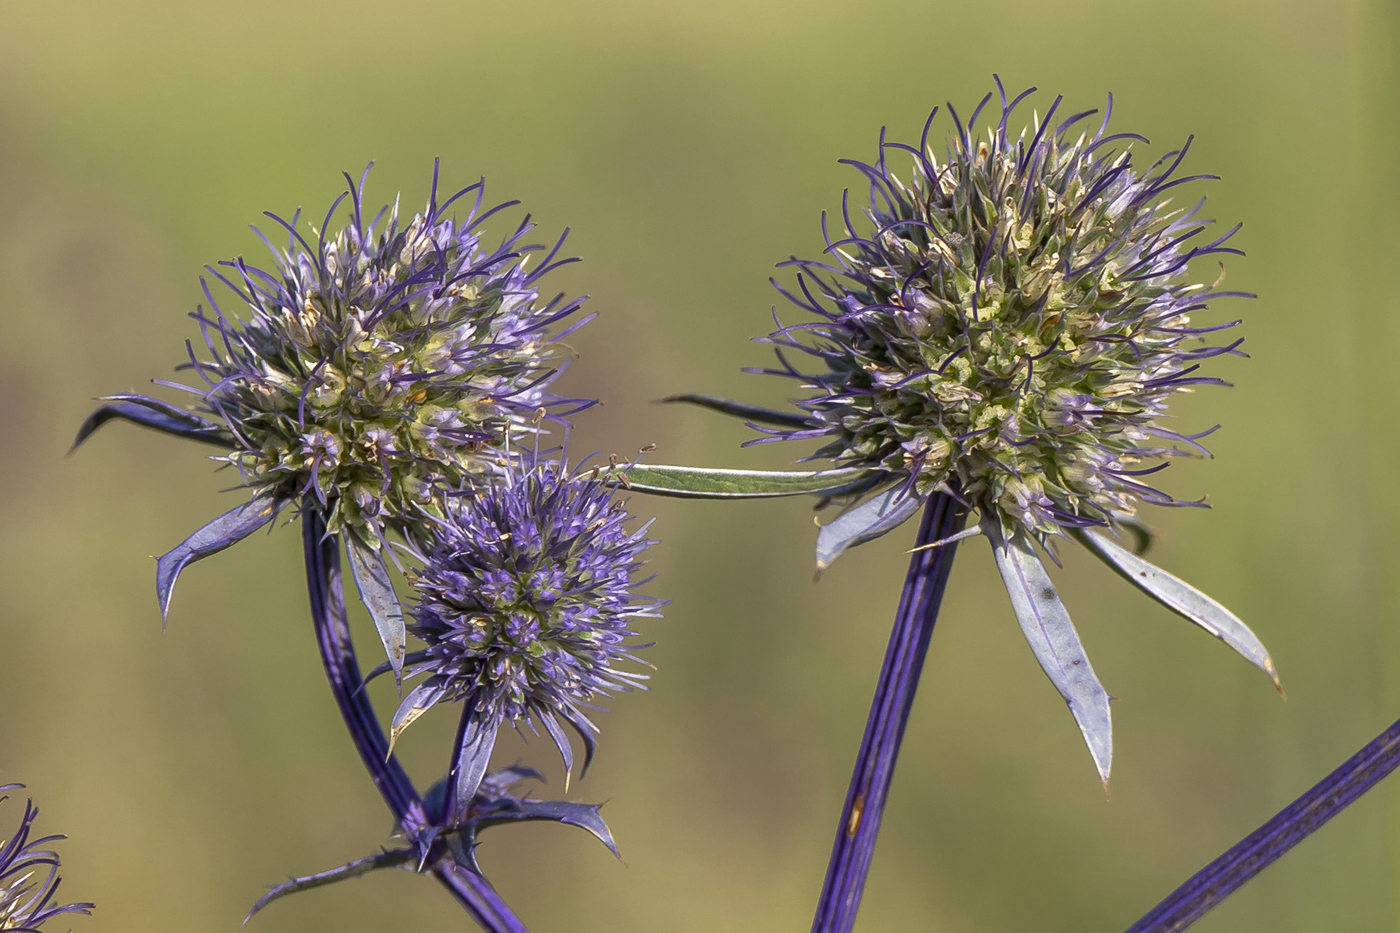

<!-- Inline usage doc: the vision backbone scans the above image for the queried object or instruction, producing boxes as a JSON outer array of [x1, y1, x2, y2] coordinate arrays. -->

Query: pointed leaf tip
[[660, 393, 811, 429], [345, 536, 407, 683], [388, 681, 449, 754], [1073, 529, 1281, 693], [987, 520, 1113, 784], [478, 799, 621, 859], [72, 396, 231, 453], [242, 847, 414, 924], [815, 486, 923, 573], [540, 715, 574, 791], [156, 494, 284, 624]]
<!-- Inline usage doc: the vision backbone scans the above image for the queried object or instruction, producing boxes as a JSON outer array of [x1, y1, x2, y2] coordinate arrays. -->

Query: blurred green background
[[0, 0, 1396, 930]]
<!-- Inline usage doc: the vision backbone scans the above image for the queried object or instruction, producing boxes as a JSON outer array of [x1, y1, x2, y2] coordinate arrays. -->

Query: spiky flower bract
[[0, 786, 92, 932], [182, 163, 592, 544], [394, 455, 661, 796], [761, 80, 1247, 541]]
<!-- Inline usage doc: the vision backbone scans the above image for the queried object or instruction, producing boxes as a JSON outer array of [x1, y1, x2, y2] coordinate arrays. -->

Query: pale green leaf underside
[[605, 463, 878, 499], [987, 519, 1113, 786], [345, 535, 407, 684], [815, 486, 923, 574], [1073, 528, 1282, 694]]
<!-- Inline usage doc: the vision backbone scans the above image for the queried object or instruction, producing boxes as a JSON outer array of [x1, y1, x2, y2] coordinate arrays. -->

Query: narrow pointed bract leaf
[[388, 680, 449, 751], [478, 799, 620, 858], [452, 713, 499, 821], [102, 393, 219, 427], [607, 463, 877, 499], [986, 520, 1113, 785], [815, 486, 923, 574], [1073, 529, 1281, 693], [660, 393, 811, 428], [568, 718, 599, 779], [345, 536, 407, 683], [73, 397, 232, 451], [243, 847, 415, 924], [156, 493, 284, 624], [540, 714, 574, 788]]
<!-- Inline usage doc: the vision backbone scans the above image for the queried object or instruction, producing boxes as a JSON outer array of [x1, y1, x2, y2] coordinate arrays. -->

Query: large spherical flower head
[[186, 163, 593, 542], [763, 81, 1247, 542], [393, 456, 661, 806]]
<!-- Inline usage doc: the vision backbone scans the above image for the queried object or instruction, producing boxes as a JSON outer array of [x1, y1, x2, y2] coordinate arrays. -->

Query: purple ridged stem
[[1125, 715, 1400, 933], [811, 492, 967, 933], [302, 510, 530, 933]]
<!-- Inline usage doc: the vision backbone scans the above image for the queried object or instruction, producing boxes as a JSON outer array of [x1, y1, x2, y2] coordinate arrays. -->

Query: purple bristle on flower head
[[392, 454, 662, 812], [0, 786, 93, 931], [174, 161, 595, 543], [760, 79, 1249, 543]]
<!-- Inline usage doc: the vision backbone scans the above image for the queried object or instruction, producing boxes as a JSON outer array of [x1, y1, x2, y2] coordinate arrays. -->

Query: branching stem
[[302, 509, 530, 933]]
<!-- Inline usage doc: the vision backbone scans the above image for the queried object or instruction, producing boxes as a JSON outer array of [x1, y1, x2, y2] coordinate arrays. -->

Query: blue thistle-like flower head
[[0, 786, 92, 931], [392, 455, 661, 797], [181, 163, 592, 542], [761, 80, 1247, 541]]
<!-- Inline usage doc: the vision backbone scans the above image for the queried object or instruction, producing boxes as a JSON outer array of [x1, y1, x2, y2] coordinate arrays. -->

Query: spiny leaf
[[345, 536, 407, 684], [660, 393, 811, 428], [1073, 528, 1282, 694], [156, 493, 285, 624], [815, 486, 923, 575], [243, 847, 414, 924], [987, 519, 1113, 786], [73, 396, 231, 452], [605, 463, 877, 499], [477, 799, 620, 859]]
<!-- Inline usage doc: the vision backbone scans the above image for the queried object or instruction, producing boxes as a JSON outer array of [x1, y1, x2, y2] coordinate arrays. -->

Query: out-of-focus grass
[[0, 0, 1395, 930]]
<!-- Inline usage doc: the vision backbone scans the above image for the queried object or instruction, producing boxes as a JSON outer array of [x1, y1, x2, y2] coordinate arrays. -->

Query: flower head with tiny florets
[[180, 163, 593, 543], [393, 454, 661, 778], [0, 786, 92, 932], [760, 80, 1247, 542]]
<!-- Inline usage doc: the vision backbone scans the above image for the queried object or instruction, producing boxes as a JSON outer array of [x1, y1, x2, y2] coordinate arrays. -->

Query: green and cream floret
[[635, 82, 1278, 785], [75, 163, 594, 677]]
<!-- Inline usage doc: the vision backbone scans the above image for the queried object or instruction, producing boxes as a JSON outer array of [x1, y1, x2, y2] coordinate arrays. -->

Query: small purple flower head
[[179, 162, 593, 541], [0, 786, 92, 931], [761, 79, 1248, 542], [392, 456, 661, 790]]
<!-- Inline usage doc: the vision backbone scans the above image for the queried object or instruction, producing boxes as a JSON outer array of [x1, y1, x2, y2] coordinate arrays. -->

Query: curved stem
[[810, 493, 968, 933], [1124, 715, 1400, 933], [302, 510, 531, 933]]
